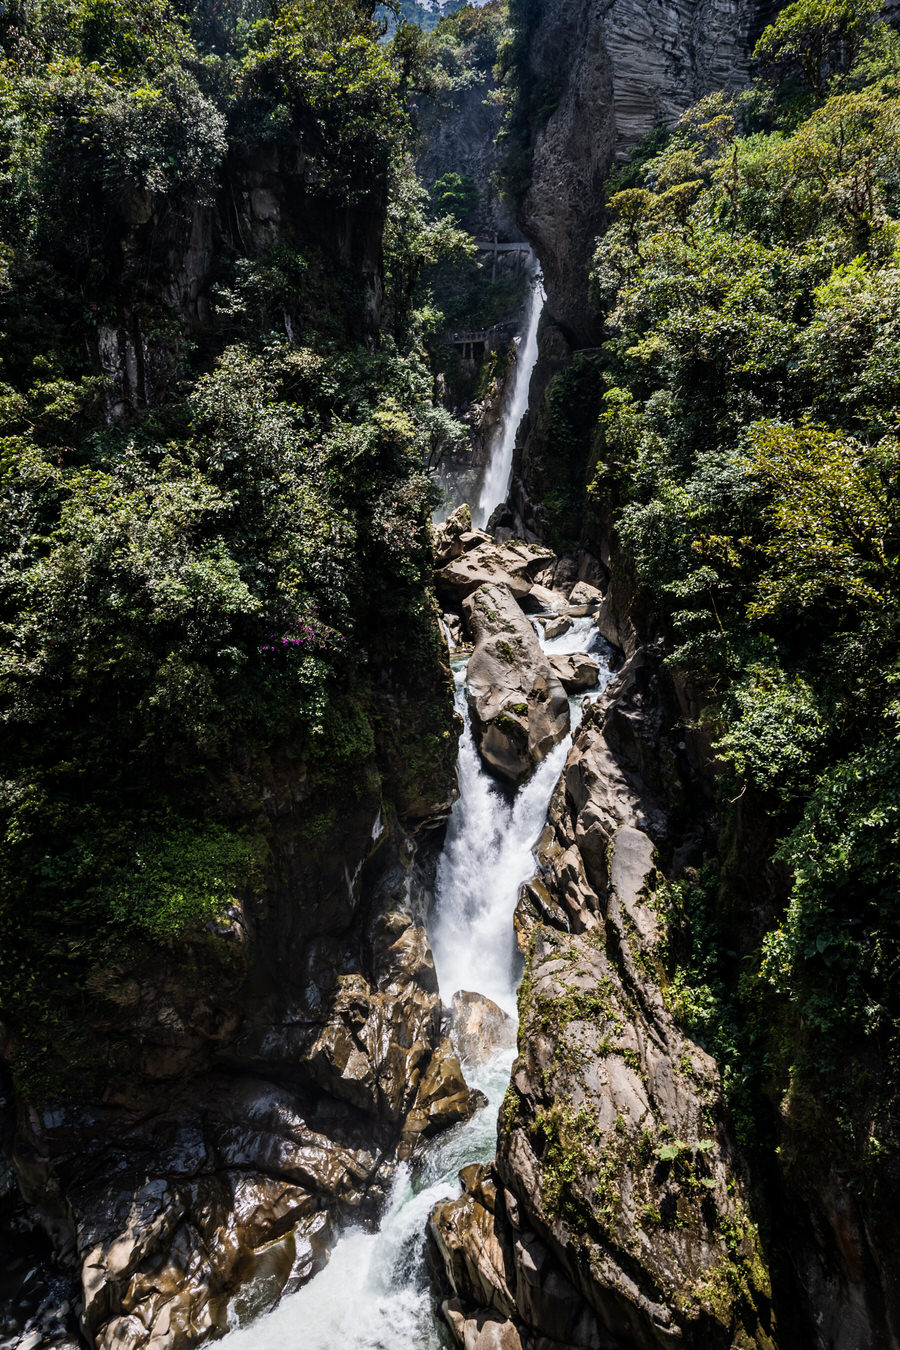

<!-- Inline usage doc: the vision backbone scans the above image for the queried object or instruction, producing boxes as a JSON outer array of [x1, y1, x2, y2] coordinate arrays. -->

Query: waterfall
[[219, 629, 613, 1350], [217, 256, 606, 1350], [472, 270, 545, 530], [430, 664, 569, 1017]]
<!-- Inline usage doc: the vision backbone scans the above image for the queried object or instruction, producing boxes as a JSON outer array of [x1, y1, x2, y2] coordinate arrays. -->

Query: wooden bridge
[[474, 236, 534, 283]]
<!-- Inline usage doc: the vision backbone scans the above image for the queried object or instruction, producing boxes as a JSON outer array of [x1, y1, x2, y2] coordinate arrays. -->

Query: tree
[[753, 0, 882, 96]]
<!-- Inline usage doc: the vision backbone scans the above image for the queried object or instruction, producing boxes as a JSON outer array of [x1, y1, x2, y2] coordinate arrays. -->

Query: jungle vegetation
[[0, 0, 468, 1090], [586, 0, 900, 1168]]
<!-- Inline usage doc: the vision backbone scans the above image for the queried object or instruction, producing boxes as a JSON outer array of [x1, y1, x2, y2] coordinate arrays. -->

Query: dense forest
[[590, 0, 900, 1169], [0, 0, 472, 1091], [1, 0, 899, 1346]]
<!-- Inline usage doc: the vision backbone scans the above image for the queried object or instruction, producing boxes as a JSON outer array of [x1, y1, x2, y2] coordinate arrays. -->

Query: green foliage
[[432, 169, 478, 221], [753, 0, 882, 96], [584, 23, 900, 1162], [0, 0, 458, 1094]]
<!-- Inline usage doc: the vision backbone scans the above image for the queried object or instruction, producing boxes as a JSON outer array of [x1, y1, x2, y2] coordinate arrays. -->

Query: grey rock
[[518, 0, 767, 340], [437, 541, 552, 610], [537, 614, 572, 640], [463, 584, 570, 784], [564, 581, 604, 617], [547, 653, 600, 694]]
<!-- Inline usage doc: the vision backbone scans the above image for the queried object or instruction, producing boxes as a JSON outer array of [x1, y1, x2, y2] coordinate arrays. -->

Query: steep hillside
[[429, 1, 900, 1348], [0, 1, 475, 1344]]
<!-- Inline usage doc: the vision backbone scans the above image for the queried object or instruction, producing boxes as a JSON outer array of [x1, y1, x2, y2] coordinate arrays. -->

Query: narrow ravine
[[212, 265, 610, 1347], [221, 629, 612, 1350]]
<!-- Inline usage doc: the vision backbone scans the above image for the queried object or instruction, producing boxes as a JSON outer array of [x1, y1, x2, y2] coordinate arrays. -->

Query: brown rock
[[434, 503, 481, 568], [451, 991, 518, 1065]]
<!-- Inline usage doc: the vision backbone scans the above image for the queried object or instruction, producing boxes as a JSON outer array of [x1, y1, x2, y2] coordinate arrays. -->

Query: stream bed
[[221, 620, 613, 1350]]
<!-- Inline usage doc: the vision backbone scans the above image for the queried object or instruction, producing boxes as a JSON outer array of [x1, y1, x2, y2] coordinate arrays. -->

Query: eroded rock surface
[[436, 534, 552, 609], [430, 658, 777, 1350], [8, 828, 475, 1350], [463, 583, 569, 785], [450, 993, 518, 1067], [517, 0, 769, 340], [547, 651, 600, 694]]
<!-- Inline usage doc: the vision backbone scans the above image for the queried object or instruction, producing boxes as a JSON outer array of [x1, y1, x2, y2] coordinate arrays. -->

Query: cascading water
[[219, 256, 610, 1350], [472, 269, 545, 530], [430, 663, 570, 1017], [220, 634, 612, 1350]]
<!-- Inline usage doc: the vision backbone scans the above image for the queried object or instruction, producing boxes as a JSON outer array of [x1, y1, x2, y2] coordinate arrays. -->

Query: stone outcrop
[[463, 583, 570, 785], [450, 992, 518, 1067], [435, 528, 553, 608], [430, 656, 777, 1350], [10, 832, 476, 1350], [547, 651, 600, 693], [516, 0, 771, 341]]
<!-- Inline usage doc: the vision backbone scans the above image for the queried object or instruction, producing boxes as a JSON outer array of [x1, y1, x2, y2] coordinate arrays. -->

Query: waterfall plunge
[[472, 269, 545, 530], [218, 256, 609, 1350]]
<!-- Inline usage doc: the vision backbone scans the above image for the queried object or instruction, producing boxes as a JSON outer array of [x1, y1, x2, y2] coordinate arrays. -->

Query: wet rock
[[430, 1170, 517, 1323], [401, 1036, 477, 1152], [442, 1300, 524, 1350], [524, 584, 565, 614], [443, 612, 465, 650], [463, 583, 570, 785], [436, 541, 551, 611], [450, 992, 518, 1066], [546, 653, 600, 694], [6, 834, 476, 1350], [537, 614, 572, 640], [431, 664, 777, 1349]]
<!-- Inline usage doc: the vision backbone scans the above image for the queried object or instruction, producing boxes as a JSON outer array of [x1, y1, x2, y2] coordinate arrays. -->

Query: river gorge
[[2, 0, 899, 1347]]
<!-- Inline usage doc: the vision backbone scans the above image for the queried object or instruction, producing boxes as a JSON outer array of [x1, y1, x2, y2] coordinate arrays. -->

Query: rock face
[[430, 658, 777, 1350], [418, 72, 519, 241], [435, 530, 553, 608], [516, 0, 770, 340], [463, 583, 570, 785], [547, 651, 600, 693], [9, 833, 476, 1350]]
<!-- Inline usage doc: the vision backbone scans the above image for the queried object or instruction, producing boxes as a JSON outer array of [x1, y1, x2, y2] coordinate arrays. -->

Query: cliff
[[0, 5, 474, 1346], [428, 2, 900, 1348], [512, 0, 772, 341]]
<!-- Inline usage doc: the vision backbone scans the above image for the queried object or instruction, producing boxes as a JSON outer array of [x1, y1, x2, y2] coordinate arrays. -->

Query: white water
[[430, 664, 570, 1016], [220, 636, 612, 1350], [472, 270, 545, 529], [221, 1048, 513, 1350], [219, 256, 615, 1350]]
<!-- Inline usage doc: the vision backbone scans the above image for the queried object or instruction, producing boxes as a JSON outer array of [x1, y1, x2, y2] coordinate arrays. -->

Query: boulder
[[451, 991, 518, 1065], [537, 614, 572, 640], [463, 583, 570, 785], [564, 580, 603, 617], [434, 504, 484, 569], [522, 583, 564, 614], [547, 652, 600, 693], [436, 541, 552, 611]]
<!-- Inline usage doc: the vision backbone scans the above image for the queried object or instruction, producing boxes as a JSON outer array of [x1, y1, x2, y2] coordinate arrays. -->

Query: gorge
[[1, 0, 900, 1348]]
